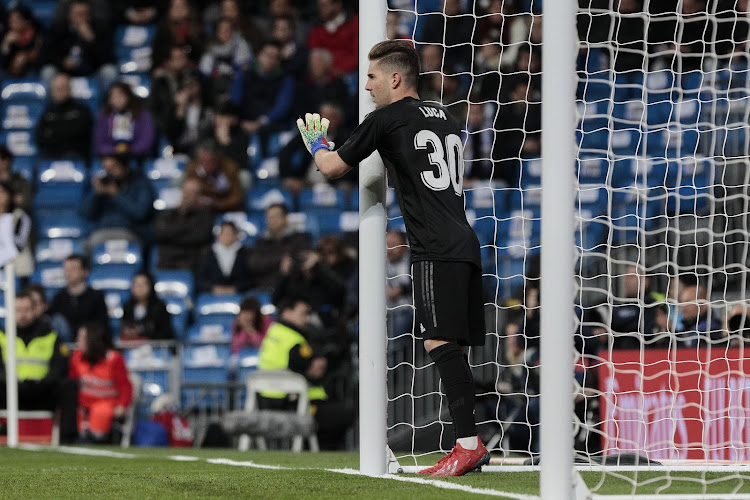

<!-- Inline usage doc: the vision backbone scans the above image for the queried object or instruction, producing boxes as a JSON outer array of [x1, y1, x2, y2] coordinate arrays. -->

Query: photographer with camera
[[80, 154, 155, 251]]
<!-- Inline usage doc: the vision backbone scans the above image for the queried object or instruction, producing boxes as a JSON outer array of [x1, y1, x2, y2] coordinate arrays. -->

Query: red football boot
[[429, 439, 490, 477]]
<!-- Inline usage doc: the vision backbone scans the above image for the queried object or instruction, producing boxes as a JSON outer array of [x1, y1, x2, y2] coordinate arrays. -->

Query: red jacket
[[69, 350, 133, 409], [307, 14, 359, 75]]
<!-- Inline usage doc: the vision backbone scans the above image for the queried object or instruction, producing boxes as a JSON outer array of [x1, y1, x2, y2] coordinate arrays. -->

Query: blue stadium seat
[[465, 183, 507, 211], [466, 207, 497, 248], [89, 266, 137, 293], [1, 101, 44, 130], [195, 293, 241, 327], [34, 160, 87, 210], [580, 71, 613, 103], [35, 210, 89, 239], [235, 347, 260, 385], [0, 131, 37, 157], [187, 323, 232, 344], [164, 297, 189, 340], [145, 157, 186, 183], [181, 344, 231, 408], [103, 289, 130, 338], [153, 270, 195, 303], [35, 238, 83, 265], [27, 0, 57, 27], [115, 25, 157, 53], [69, 77, 100, 110], [119, 73, 153, 99], [91, 240, 144, 271], [152, 185, 182, 211], [1, 79, 46, 102], [123, 344, 173, 420], [245, 186, 295, 214], [118, 45, 154, 74], [576, 155, 609, 184], [298, 186, 348, 212], [610, 186, 667, 243], [30, 263, 67, 297], [11, 157, 35, 181], [666, 157, 714, 215], [610, 129, 641, 156]]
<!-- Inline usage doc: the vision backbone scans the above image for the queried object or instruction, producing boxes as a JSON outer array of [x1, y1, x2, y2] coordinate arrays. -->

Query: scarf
[[213, 241, 242, 276]]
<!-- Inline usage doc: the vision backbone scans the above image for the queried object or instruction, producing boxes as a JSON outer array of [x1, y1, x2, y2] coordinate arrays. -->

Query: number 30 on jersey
[[414, 130, 464, 196]]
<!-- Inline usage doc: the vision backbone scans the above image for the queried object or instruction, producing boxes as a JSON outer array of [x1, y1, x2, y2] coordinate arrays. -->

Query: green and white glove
[[296, 113, 335, 156]]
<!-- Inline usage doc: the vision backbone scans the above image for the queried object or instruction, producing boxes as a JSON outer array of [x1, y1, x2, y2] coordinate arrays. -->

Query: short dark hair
[[220, 220, 238, 233], [65, 254, 90, 270], [277, 296, 309, 315], [15, 291, 33, 304], [368, 40, 420, 89], [266, 202, 288, 215], [0, 145, 13, 161], [22, 283, 47, 304]]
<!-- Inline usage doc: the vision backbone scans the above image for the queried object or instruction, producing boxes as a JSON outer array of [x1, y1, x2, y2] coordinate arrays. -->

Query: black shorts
[[412, 260, 486, 346]]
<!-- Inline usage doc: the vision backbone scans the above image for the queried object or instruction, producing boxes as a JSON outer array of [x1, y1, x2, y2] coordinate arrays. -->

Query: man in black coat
[[196, 221, 253, 295], [35, 73, 93, 160]]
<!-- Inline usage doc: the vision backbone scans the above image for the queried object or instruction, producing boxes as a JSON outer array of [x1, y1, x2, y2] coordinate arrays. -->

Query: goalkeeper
[[297, 39, 488, 477]]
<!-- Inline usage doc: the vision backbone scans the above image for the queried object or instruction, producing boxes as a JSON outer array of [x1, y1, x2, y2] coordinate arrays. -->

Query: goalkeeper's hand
[[296, 113, 335, 156]]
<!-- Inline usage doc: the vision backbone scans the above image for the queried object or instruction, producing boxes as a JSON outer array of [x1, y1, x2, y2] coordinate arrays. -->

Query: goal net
[[384, 0, 750, 496]]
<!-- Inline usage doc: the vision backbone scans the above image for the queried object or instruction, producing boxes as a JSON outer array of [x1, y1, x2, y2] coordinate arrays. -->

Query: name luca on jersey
[[418, 106, 447, 120]]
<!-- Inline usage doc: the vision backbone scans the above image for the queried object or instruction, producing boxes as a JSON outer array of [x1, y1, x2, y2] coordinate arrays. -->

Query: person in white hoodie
[[195, 221, 253, 295]]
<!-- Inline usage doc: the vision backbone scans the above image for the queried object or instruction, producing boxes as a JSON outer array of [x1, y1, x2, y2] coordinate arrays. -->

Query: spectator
[[254, 0, 308, 47], [121, 272, 175, 341], [608, 264, 661, 349], [36, 72, 94, 161], [418, 0, 473, 72], [463, 103, 495, 183], [231, 296, 273, 353], [257, 296, 354, 450], [23, 283, 72, 342], [248, 203, 311, 290], [207, 0, 261, 51], [199, 101, 248, 170], [196, 221, 253, 295], [280, 102, 354, 194], [80, 154, 155, 248], [307, 0, 358, 76], [93, 82, 156, 159], [293, 48, 350, 120], [385, 229, 413, 339], [151, 45, 197, 135], [675, 278, 723, 347], [184, 138, 244, 212], [152, 0, 204, 69], [494, 74, 541, 176], [610, 0, 647, 73], [52, 0, 112, 29], [725, 302, 750, 344], [199, 17, 253, 105], [152, 177, 214, 271], [272, 247, 348, 330], [0, 293, 69, 412], [0, 6, 43, 78], [229, 40, 295, 134], [0, 144, 32, 212], [0, 181, 33, 283], [48, 255, 110, 338], [41, 0, 117, 89], [69, 321, 133, 443], [113, 0, 165, 25], [272, 15, 307, 82]]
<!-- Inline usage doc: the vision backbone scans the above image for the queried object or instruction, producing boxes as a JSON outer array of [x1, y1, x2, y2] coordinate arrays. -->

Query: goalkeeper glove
[[296, 113, 335, 156]]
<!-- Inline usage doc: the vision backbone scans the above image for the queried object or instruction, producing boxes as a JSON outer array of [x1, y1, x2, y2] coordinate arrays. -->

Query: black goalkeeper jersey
[[337, 96, 481, 266]]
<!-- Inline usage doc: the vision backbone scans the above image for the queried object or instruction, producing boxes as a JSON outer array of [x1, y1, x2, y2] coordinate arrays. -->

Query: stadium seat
[[163, 297, 189, 340], [0, 131, 37, 157], [465, 182, 507, 212], [152, 185, 182, 211], [187, 323, 232, 344], [119, 73, 152, 99], [35, 210, 89, 240], [30, 263, 66, 297], [1, 79, 46, 102], [145, 158, 186, 183], [123, 343, 173, 420], [666, 157, 714, 215], [298, 185, 348, 212], [103, 289, 130, 338], [115, 24, 157, 54], [89, 266, 137, 293], [576, 155, 609, 184], [12, 157, 35, 181], [1, 101, 44, 130], [181, 344, 231, 409], [246, 186, 295, 214], [153, 270, 195, 303], [195, 293, 241, 326], [235, 347, 260, 390], [91, 240, 144, 272], [35, 238, 83, 265], [34, 160, 87, 210]]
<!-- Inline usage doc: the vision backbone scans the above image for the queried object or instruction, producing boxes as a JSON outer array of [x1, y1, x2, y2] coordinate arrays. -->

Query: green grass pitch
[[2, 446, 750, 499]]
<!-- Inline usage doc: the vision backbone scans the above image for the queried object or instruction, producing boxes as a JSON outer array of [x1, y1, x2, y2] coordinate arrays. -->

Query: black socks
[[428, 342, 477, 439]]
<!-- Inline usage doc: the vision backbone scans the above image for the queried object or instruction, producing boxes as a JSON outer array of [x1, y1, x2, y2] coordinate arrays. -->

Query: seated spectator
[[184, 139, 244, 212], [726, 303, 750, 344], [272, 15, 307, 82], [80, 154, 155, 248], [675, 278, 724, 347], [121, 272, 175, 341], [0, 292, 69, 412], [205, 0, 261, 51], [69, 322, 133, 444], [609, 264, 662, 349], [418, 0, 473, 72], [94, 82, 156, 160], [152, 177, 214, 271], [254, 0, 308, 47], [293, 48, 350, 120], [494, 74, 541, 177], [463, 103, 495, 183], [272, 247, 347, 330], [23, 283, 72, 342], [41, 0, 117, 89], [152, 0, 205, 69], [0, 145, 32, 213], [280, 101, 354, 194], [248, 203, 311, 290], [306, 0, 358, 77], [385, 229, 413, 339], [0, 181, 33, 284], [113, 0, 164, 25], [48, 255, 110, 339], [52, 0, 112, 28], [257, 296, 354, 450], [199, 101, 248, 170], [165, 70, 209, 155], [0, 6, 43, 78], [196, 221, 253, 295], [229, 40, 295, 134], [199, 17, 253, 105], [35, 72, 93, 161], [151, 45, 199, 137], [231, 296, 273, 353]]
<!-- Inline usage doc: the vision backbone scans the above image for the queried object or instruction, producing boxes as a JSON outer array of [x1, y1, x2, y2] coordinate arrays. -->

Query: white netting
[[384, 0, 750, 496]]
